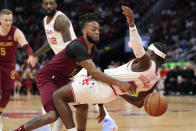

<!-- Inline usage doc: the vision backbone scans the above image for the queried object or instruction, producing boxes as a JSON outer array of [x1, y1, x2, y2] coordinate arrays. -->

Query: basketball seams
[[144, 95, 150, 112], [149, 93, 153, 116], [156, 93, 160, 116]]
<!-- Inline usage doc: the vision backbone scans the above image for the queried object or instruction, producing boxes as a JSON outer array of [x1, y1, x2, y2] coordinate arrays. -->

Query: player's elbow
[[137, 103, 144, 108]]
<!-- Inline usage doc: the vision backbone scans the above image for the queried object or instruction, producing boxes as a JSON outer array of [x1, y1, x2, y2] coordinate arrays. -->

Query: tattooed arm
[[54, 15, 72, 43]]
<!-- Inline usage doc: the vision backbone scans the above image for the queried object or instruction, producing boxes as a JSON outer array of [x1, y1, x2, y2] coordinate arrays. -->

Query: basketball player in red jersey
[[14, 12, 135, 131], [0, 9, 36, 131]]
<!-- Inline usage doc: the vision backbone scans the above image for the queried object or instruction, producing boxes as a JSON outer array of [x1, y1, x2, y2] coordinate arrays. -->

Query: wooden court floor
[[2, 95, 196, 131]]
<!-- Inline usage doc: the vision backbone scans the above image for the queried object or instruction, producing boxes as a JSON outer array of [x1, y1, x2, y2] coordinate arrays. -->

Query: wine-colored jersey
[[0, 26, 18, 63], [38, 36, 96, 87]]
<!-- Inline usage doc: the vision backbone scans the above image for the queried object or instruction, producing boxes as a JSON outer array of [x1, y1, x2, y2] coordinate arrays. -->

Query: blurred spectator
[[13, 71, 22, 98], [22, 67, 34, 97]]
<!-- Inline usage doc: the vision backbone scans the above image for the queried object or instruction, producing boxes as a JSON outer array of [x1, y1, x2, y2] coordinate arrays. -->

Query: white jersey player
[[52, 5, 167, 130], [43, 10, 76, 54], [71, 60, 160, 105]]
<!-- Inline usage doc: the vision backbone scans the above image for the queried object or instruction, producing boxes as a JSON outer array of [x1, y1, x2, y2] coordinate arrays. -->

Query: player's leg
[[15, 76, 59, 131], [94, 105, 118, 131], [52, 85, 77, 130], [74, 104, 89, 131], [14, 111, 58, 131], [32, 107, 51, 131], [0, 70, 15, 131]]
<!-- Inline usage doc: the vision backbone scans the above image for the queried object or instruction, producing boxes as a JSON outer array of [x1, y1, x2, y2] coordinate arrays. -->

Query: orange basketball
[[144, 92, 168, 117]]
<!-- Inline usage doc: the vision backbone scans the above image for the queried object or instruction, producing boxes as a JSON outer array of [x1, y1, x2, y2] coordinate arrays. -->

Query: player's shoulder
[[54, 12, 70, 31], [56, 12, 70, 23], [67, 40, 84, 50]]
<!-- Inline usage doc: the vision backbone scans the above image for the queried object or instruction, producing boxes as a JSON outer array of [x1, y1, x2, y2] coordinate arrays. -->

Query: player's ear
[[82, 28, 87, 35]]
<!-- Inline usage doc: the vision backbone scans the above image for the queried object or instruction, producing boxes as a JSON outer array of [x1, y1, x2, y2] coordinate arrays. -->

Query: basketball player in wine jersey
[[32, 0, 118, 131], [0, 9, 36, 131], [51, 5, 168, 130]]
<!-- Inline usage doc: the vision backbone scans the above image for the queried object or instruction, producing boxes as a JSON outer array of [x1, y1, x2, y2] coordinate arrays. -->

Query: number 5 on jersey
[[49, 37, 57, 44], [0, 47, 6, 56]]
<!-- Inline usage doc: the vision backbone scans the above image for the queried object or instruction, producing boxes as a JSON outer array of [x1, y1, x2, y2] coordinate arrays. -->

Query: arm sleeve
[[66, 41, 90, 61], [129, 25, 145, 58]]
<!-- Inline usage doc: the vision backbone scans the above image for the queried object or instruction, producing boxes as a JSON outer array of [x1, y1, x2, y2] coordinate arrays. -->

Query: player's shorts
[[70, 75, 118, 104], [0, 62, 15, 92], [36, 66, 70, 112], [23, 80, 33, 89]]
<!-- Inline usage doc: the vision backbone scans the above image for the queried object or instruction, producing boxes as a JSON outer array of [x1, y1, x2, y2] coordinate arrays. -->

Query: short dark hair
[[79, 13, 102, 30], [0, 9, 13, 16], [152, 42, 167, 63], [42, 0, 57, 3]]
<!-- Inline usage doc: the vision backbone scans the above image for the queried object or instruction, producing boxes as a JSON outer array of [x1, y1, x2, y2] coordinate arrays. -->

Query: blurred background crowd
[[1, 0, 195, 97]]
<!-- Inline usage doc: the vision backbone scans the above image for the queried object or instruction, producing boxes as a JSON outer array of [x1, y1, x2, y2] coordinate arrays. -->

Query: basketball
[[144, 92, 168, 117]]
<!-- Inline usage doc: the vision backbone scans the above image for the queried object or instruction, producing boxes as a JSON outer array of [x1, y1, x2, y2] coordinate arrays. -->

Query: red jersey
[[0, 26, 18, 63]]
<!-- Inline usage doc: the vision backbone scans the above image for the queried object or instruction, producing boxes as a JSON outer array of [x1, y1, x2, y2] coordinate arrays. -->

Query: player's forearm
[[120, 94, 143, 108], [34, 41, 51, 57], [129, 25, 145, 58], [89, 70, 123, 87]]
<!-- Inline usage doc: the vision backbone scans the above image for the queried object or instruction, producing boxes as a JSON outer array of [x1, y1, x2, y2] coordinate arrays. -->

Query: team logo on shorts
[[10, 70, 16, 79]]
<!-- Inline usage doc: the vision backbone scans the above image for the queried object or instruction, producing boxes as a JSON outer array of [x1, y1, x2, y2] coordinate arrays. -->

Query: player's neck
[[152, 58, 161, 69], [46, 11, 57, 24], [84, 39, 93, 54], [86, 43, 93, 54], [0, 25, 11, 36]]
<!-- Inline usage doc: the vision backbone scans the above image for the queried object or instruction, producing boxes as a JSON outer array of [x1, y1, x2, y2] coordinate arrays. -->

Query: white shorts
[[70, 76, 118, 104]]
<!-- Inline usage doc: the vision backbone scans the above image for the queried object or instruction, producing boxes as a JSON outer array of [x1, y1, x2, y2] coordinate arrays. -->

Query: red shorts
[[23, 80, 33, 89]]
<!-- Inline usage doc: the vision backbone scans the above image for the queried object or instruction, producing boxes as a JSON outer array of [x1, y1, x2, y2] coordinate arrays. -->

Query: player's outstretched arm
[[122, 6, 150, 68], [34, 40, 51, 57], [14, 28, 36, 67], [120, 86, 155, 108], [67, 41, 136, 95], [79, 59, 136, 95]]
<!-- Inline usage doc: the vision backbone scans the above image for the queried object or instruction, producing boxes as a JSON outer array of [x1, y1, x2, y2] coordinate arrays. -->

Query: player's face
[[42, 0, 57, 16], [0, 14, 13, 30], [84, 21, 100, 44], [147, 48, 155, 59]]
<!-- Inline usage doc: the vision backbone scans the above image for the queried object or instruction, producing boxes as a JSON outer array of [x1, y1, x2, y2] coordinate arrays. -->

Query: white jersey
[[70, 60, 160, 104], [104, 60, 160, 95], [43, 11, 76, 54]]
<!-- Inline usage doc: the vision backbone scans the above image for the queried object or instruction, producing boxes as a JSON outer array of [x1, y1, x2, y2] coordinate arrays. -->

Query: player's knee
[[52, 91, 61, 103], [0, 91, 11, 108], [45, 111, 58, 123], [77, 104, 89, 112]]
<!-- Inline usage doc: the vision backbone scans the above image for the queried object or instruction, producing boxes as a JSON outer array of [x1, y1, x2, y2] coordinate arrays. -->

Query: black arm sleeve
[[66, 41, 90, 62]]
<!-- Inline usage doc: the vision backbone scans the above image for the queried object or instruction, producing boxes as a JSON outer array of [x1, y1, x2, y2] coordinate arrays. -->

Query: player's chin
[[94, 37, 99, 42]]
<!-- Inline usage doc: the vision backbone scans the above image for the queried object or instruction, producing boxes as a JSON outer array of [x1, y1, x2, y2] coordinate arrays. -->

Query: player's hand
[[27, 55, 37, 68], [120, 82, 136, 95], [97, 104, 106, 123], [122, 5, 135, 27]]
